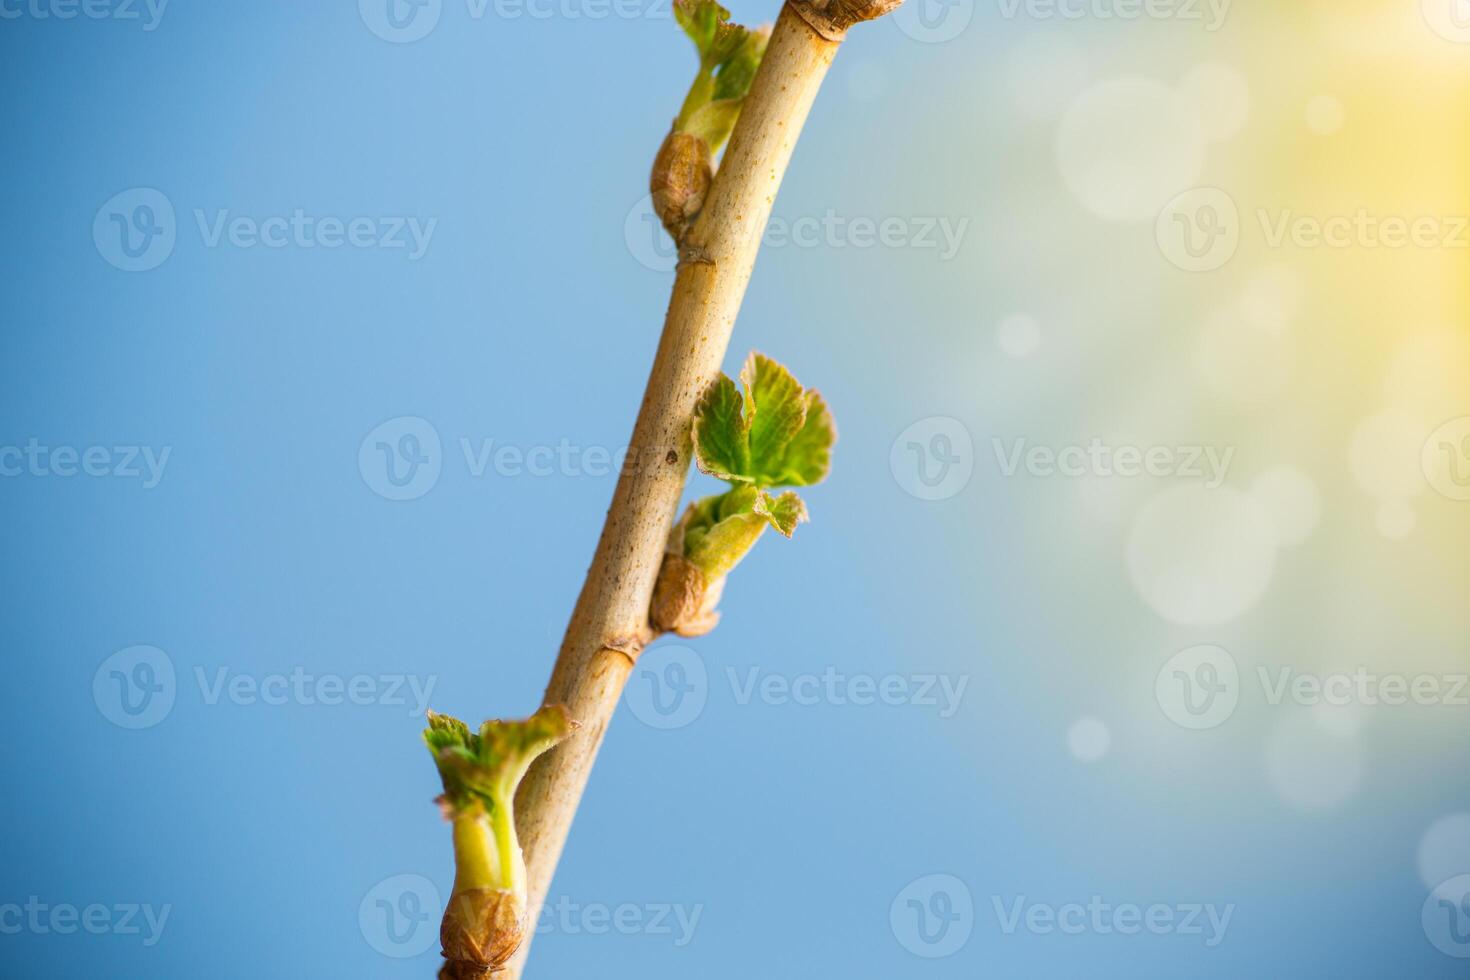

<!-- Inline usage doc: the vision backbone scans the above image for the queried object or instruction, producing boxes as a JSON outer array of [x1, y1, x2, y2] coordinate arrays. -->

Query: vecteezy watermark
[[891, 417, 975, 502], [993, 0, 1229, 30], [728, 666, 968, 717], [359, 874, 441, 958], [194, 667, 436, 716], [1256, 667, 1470, 709], [0, 0, 168, 30], [359, 417, 443, 501], [359, 0, 443, 42], [0, 899, 171, 946], [903, 0, 1234, 44], [992, 896, 1234, 946], [892, 422, 1233, 502], [1156, 188, 1240, 273], [1423, 875, 1470, 958], [624, 195, 969, 273], [356, 876, 700, 958], [1156, 644, 1470, 731], [92, 646, 437, 729], [623, 646, 969, 730], [1422, 0, 1470, 44], [93, 188, 437, 272], [534, 898, 703, 947], [1155, 645, 1239, 730], [358, 416, 687, 501], [93, 188, 176, 272], [483, 0, 669, 19], [0, 440, 171, 488], [458, 438, 652, 479], [1423, 416, 1470, 501], [624, 645, 709, 730], [762, 213, 967, 258], [992, 438, 1235, 488], [890, 875, 1232, 954], [1257, 210, 1470, 251], [93, 646, 177, 730], [890, 0, 973, 42], [891, 874, 974, 958], [1157, 188, 1470, 272], [193, 210, 436, 258], [359, 0, 673, 42]]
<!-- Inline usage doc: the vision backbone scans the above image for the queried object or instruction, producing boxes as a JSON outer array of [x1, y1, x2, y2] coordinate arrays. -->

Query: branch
[[500, 3, 897, 975]]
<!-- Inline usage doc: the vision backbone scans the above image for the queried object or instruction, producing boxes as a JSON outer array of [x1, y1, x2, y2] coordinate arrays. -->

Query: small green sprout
[[651, 352, 836, 636], [424, 706, 575, 979], [650, 0, 770, 241]]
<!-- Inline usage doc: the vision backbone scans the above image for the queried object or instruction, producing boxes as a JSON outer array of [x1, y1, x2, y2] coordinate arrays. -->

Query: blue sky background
[[2, 1, 1469, 977]]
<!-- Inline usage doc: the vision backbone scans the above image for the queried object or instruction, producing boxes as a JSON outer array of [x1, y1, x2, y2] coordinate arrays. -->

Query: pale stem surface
[[499, 7, 840, 976]]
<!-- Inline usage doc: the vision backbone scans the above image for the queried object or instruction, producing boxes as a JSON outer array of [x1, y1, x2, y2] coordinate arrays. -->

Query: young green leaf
[[741, 352, 809, 482], [692, 373, 752, 482], [673, 0, 749, 70], [754, 489, 808, 538], [673, 0, 730, 63], [712, 27, 769, 103], [690, 352, 836, 489], [426, 705, 574, 815], [774, 388, 835, 486]]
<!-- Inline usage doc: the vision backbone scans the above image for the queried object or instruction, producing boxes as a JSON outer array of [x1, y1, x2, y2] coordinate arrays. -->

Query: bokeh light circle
[[1265, 716, 1363, 811], [1178, 63, 1251, 142], [1250, 466, 1322, 547], [1067, 717, 1111, 762], [1420, 815, 1470, 890], [1126, 485, 1277, 626], [1057, 79, 1207, 222]]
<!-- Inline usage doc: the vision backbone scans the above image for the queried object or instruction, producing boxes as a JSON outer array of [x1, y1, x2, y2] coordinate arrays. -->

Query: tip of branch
[[787, 0, 904, 41]]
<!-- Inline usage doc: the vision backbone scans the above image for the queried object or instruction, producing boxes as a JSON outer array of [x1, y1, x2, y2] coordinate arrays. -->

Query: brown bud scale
[[440, 888, 526, 978], [787, 0, 904, 41], [650, 131, 713, 244]]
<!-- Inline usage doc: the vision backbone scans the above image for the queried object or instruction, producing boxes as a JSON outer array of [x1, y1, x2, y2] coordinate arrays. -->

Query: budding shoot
[[650, 0, 770, 242], [424, 706, 576, 978]]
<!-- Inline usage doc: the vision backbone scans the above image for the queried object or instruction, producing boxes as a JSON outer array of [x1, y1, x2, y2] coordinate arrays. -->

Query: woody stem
[[499, 3, 872, 975]]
